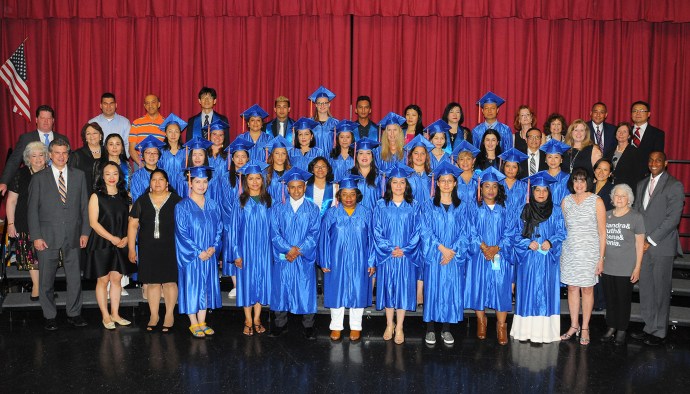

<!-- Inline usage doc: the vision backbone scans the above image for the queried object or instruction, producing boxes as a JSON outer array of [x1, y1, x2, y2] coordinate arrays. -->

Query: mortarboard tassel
[[378, 125, 382, 142], [526, 179, 530, 204], [333, 126, 336, 150], [207, 123, 211, 141], [281, 181, 286, 204], [310, 101, 313, 119], [238, 173, 243, 195], [227, 154, 231, 171], [381, 173, 386, 197], [265, 147, 269, 163], [477, 104, 481, 125], [430, 173, 435, 198], [185, 146, 189, 167], [477, 176, 481, 202], [242, 116, 246, 133]]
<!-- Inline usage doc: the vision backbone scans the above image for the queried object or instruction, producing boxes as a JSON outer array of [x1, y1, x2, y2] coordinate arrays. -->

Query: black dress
[[9, 166, 42, 270], [562, 145, 595, 176], [69, 147, 98, 194], [85, 192, 134, 279], [129, 192, 182, 283]]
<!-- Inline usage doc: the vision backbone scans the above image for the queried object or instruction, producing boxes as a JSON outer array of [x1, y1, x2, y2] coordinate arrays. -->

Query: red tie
[[632, 126, 642, 147]]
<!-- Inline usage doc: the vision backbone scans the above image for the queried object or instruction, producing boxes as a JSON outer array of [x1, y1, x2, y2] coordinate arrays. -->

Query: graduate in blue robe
[[373, 163, 422, 345], [130, 135, 166, 203], [290, 117, 325, 171], [269, 167, 321, 338], [375, 112, 407, 173], [452, 140, 481, 204], [228, 160, 273, 335], [179, 137, 213, 198], [541, 139, 572, 206], [510, 171, 566, 343], [175, 166, 223, 338], [305, 157, 335, 217], [350, 138, 382, 212], [205, 119, 230, 203], [158, 113, 188, 197], [264, 136, 293, 204], [309, 86, 340, 154], [319, 174, 375, 341], [471, 91, 513, 152], [404, 135, 434, 205], [465, 166, 516, 345], [329, 120, 357, 181], [421, 162, 469, 345], [426, 119, 454, 169], [237, 104, 272, 162]]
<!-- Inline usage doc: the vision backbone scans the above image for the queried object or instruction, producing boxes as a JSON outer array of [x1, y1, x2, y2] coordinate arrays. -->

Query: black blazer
[[587, 121, 617, 157], [0, 130, 70, 185], [518, 149, 548, 179], [635, 124, 665, 162], [606, 144, 647, 196], [185, 112, 230, 145]]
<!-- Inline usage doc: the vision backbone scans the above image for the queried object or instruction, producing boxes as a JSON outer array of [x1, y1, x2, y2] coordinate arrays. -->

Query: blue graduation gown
[[159, 149, 186, 197], [421, 200, 469, 323], [319, 205, 375, 309], [220, 174, 241, 276], [305, 182, 334, 217], [430, 152, 452, 171], [313, 117, 339, 154], [457, 172, 479, 205], [513, 206, 566, 318], [373, 199, 422, 311], [355, 173, 382, 212], [269, 200, 321, 314], [550, 171, 570, 206], [266, 170, 286, 204], [290, 147, 325, 171], [207, 154, 228, 203], [375, 148, 404, 173], [501, 179, 528, 221], [265, 118, 295, 143], [229, 197, 273, 307], [174, 197, 223, 314], [464, 202, 515, 312], [408, 171, 431, 205], [329, 155, 354, 181], [239, 131, 273, 162], [471, 121, 513, 152], [130, 167, 155, 204]]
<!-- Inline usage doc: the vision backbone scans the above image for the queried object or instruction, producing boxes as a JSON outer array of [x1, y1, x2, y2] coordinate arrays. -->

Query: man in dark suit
[[630, 101, 665, 161], [587, 102, 616, 157], [631, 151, 684, 345], [0, 105, 69, 195], [185, 87, 229, 144], [264, 95, 295, 143], [518, 128, 548, 179], [28, 139, 90, 330]]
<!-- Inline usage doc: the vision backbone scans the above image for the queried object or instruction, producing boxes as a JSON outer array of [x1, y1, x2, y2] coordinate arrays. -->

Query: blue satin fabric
[[159, 149, 186, 197], [421, 200, 469, 323], [269, 200, 321, 314], [374, 149, 404, 173], [130, 167, 153, 204], [207, 155, 229, 204], [229, 198, 273, 307], [239, 131, 273, 162], [430, 152, 453, 171], [456, 172, 479, 205], [313, 117, 339, 154], [355, 175, 382, 212], [549, 171, 570, 206], [408, 171, 432, 205], [373, 199, 422, 311], [464, 202, 516, 312], [305, 182, 334, 217], [219, 175, 241, 276], [290, 147, 326, 171], [513, 206, 566, 317], [174, 197, 223, 314], [501, 179, 528, 220], [471, 122, 513, 152], [267, 170, 286, 204], [319, 204, 375, 309], [329, 155, 354, 181]]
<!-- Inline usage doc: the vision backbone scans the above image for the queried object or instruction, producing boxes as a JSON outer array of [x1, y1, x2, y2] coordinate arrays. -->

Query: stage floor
[[2, 308, 690, 393]]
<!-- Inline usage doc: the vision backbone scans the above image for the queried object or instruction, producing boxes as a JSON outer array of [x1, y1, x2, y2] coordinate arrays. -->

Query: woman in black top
[[594, 158, 615, 210], [606, 122, 647, 196], [562, 119, 602, 176], [442, 102, 472, 148], [69, 122, 103, 194]]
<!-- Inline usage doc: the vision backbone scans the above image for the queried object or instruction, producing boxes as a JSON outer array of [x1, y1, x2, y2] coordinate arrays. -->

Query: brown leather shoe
[[477, 316, 488, 340], [330, 330, 341, 341], [497, 322, 508, 345], [350, 330, 361, 342]]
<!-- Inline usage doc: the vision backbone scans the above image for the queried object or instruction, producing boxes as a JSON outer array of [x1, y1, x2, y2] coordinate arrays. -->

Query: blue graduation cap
[[293, 117, 319, 131], [336, 174, 364, 190], [135, 135, 165, 152], [279, 167, 312, 184], [308, 85, 336, 103], [224, 137, 255, 155], [526, 170, 557, 188], [208, 118, 230, 132], [264, 136, 291, 153], [183, 165, 214, 179], [335, 120, 358, 135], [378, 112, 406, 129], [432, 161, 462, 179], [159, 113, 188, 131], [424, 119, 451, 136], [404, 134, 435, 152], [476, 91, 506, 108], [240, 104, 269, 120], [351, 137, 380, 151], [451, 139, 480, 160], [541, 139, 571, 155], [237, 159, 269, 175], [498, 148, 529, 163], [183, 136, 213, 151], [478, 166, 506, 184], [384, 163, 415, 179]]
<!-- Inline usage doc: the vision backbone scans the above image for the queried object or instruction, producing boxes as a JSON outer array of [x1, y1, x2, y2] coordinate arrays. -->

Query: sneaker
[[441, 331, 454, 345], [120, 288, 129, 296], [425, 331, 436, 345], [228, 288, 236, 298]]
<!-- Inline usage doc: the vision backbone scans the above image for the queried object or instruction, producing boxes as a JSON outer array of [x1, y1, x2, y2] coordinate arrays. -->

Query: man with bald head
[[129, 94, 165, 167]]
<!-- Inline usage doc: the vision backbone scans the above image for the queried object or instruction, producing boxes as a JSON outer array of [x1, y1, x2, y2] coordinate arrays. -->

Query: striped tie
[[58, 171, 67, 204], [529, 153, 537, 176]]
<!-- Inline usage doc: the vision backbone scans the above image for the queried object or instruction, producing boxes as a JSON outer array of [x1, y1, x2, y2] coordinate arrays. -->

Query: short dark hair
[[591, 102, 607, 112], [295, 128, 316, 149], [80, 122, 104, 146], [631, 100, 650, 112], [274, 96, 290, 107], [615, 121, 633, 138], [356, 96, 371, 106], [527, 127, 542, 137], [543, 113, 567, 136], [308, 156, 334, 182], [48, 138, 70, 153], [101, 92, 116, 102], [442, 102, 464, 126], [335, 187, 363, 203], [650, 150, 667, 162], [198, 87, 217, 99], [567, 167, 594, 193], [35, 104, 55, 119]]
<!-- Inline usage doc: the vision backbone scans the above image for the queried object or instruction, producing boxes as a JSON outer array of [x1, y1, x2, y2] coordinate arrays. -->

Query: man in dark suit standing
[[185, 87, 229, 144], [587, 102, 616, 157], [518, 128, 548, 179], [28, 139, 90, 330], [631, 151, 684, 345], [0, 105, 69, 195], [630, 101, 665, 161], [264, 95, 295, 143]]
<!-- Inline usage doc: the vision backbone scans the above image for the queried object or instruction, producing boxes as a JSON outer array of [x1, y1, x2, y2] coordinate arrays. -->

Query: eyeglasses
[[527, 136, 541, 140], [316, 102, 329, 107], [313, 165, 328, 170], [631, 109, 649, 114]]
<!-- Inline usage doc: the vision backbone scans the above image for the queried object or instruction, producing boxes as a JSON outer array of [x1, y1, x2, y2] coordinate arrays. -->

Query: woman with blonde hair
[[562, 119, 602, 176]]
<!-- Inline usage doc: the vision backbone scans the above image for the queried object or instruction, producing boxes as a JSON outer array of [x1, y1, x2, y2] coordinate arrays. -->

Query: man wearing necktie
[[0, 105, 69, 196], [631, 151, 684, 346], [186, 86, 229, 144], [586, 102, 616, 157], [265, 95, 296, 144], [629, 101, 665, 161]]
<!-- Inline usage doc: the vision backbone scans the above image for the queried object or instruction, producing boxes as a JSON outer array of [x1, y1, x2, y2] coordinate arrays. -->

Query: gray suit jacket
[[27, 167, 90, 250], [0, 130, 70, 185], [634, 172, 684, 257]]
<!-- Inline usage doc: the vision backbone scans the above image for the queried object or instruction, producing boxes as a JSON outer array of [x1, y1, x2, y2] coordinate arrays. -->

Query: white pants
[[329, 307, 364, 330]]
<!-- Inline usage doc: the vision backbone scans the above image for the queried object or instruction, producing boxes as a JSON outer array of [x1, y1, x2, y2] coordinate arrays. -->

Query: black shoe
[[269, 325, 288, 338], [629, 330, 647, 341], [44, 319, 58, 331], [594, 307, 605, 312], [304, 327, 316, 340], [67, 315, 88, 327], [600, 327, 616, 343], [643, 335, 665, 346], [30, 295, 39, 302], [613, 331, 627, 346]]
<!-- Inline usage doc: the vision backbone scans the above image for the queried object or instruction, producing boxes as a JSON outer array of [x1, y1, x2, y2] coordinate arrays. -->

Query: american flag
[[1, 43, 30, 122]]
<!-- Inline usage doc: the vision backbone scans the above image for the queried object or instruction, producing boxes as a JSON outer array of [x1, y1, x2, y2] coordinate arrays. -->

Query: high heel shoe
[[477, 316, 488, 340], [579, 328, 590, 345], [383, 324, 395, 341], [560, 326, 580, 341], [110, 315, 131, 326], [497, 322, 508, 345], [600, 327, 616, 343]]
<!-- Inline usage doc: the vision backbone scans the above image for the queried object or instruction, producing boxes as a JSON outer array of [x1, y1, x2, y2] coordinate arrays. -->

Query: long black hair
[[93, 161, 129, 200], [239, 174, 272, 209], [330, 131, 354, 159], [295, 128, 316, 149], [476, 129, 503, 169], [149, 168, 177, 195], [228, 150, 249, 188], [350, 153, 379, 188], [382, 177, 414, 204], [432, 184, 461, 207], [403, 104, 425, 136]]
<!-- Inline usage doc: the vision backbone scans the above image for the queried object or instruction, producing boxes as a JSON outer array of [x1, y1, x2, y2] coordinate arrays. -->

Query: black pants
[[274, 311, 315, 328], [602, 274, 633, 331]]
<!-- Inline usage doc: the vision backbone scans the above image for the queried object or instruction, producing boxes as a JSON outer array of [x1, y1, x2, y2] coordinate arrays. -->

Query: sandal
[[394, 329, 405, 345], [199, 322, 215, 336], [254, 323, 266, 334], [383, 324, 395, 341], [146, 323, 158, 332], [161, 326, 173, 333], [560, 326, 581, 341], [189, 324, 206, 338], [579, 328, 590, 346], [243, 323, 254, 336]]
